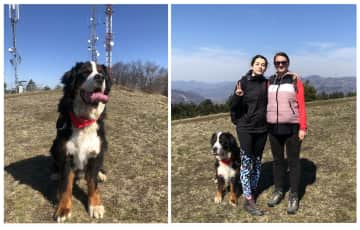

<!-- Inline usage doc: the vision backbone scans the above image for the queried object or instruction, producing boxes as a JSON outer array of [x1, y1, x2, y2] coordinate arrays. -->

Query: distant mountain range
[[171, 89, 206, 104], [304, 75, 356, 95], [172, 81, 235, 104], [172, 76, 356, 104]]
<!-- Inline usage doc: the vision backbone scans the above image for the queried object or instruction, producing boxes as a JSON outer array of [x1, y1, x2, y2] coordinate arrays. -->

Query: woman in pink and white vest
[[266, 52, 307, 214]]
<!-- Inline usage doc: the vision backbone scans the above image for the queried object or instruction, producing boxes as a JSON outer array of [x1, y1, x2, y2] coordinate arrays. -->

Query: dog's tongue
[[89, 92, 109, 103]]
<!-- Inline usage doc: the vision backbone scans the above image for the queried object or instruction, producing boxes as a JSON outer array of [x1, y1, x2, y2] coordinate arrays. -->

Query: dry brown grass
[[4, 86, 168, 223], [171, 97, 356, 223]]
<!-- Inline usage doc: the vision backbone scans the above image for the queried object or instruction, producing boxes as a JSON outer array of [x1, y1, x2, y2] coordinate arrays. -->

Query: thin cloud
[[172, 47, 250, 82], [306, 42, 337, 49], [291, 46, 356, 77], [173, 46, 356, 82]]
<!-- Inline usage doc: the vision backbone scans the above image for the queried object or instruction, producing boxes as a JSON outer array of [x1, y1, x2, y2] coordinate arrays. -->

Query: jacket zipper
[[289, 102, 296, 114]]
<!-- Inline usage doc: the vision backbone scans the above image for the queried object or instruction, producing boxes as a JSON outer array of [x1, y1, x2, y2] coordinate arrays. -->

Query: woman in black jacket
[[230, 55, 268, 216]]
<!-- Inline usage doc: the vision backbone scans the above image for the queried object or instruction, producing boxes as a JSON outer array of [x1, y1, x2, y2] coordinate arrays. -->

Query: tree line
[[4, 79, 52, 93], [5, 60, 168, 96], [172, 99, 230, 120], [172, 81, 356, 120]]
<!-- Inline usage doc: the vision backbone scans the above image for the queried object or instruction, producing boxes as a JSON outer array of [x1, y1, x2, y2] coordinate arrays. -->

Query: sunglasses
[[274, 61, 288, 66]]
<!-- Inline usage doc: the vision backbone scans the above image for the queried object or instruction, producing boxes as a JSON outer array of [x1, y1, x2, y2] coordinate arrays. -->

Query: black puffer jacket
[[230, 72, 267, 133]]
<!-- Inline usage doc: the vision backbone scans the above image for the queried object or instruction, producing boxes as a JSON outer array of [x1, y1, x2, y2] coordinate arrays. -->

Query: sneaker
[[244, 198, 264, 216], [287, 192, 299, 214], [267, 189, 284, 207]]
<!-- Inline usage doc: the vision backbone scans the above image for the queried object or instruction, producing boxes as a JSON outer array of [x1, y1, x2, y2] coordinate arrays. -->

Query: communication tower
[[8, 4, 22, 92], [105, 5, 114, 76], [88, 6, 100, 63]]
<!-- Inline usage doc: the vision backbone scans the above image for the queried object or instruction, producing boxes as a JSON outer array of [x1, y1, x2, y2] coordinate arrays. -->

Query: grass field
[[4, 87, 168, 223], [171, 97, 356, 223]]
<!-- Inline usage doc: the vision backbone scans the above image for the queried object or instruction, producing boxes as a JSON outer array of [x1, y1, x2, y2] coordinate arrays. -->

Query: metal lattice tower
[[105, 5, 114, 76], [88, 6, 100, 63], [8, 4, 21, 92]]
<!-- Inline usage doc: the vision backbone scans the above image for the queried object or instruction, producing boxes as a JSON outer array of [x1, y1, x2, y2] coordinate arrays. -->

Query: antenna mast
[[105, 5, 114, 76], [8, 4, 21, 92], [88, 6, 100, 63]]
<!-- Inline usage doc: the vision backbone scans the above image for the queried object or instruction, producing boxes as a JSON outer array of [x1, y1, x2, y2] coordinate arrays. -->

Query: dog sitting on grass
[[210, 132, 241, 206]]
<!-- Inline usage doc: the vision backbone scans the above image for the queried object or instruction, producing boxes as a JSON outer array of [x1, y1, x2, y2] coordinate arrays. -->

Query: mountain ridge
[[172, 76, 356, 103]]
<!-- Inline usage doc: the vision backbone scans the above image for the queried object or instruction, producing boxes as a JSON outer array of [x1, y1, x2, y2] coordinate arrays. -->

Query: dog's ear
[[210, 132, 217, 145], [61, 62, 83, 97], [225, 132, 239, 152]]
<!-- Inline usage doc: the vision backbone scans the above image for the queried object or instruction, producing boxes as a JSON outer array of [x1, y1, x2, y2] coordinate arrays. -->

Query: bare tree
[[111, 60, 167, 96]]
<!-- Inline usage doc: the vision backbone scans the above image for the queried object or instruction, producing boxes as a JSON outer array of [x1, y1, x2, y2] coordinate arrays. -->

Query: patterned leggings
[[236, 131, 267, 199], [240, 152, 262, 199]]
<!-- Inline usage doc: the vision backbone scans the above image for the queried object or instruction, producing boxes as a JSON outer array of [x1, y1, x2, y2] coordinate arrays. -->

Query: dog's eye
[[80, 70, 92, 77], [76, 74, 88, 82], [220, 140, 227, 147]]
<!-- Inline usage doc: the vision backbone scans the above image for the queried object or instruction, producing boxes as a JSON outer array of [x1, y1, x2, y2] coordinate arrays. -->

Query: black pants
[[268, 132, 302, 193], [237, 132, 268, 158]]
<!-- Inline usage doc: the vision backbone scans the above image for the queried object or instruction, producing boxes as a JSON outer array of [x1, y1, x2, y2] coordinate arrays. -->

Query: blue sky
[[3, 4, 168, 89], [172, 4, 356, 82]]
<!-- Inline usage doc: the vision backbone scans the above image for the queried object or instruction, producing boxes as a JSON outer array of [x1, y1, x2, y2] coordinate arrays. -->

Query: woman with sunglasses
[[230, 55, 268, 216], [266, 52, 307, 214]]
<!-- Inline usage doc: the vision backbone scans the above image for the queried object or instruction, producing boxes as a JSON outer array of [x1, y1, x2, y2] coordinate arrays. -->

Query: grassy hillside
[[172, 97, 356, 223], [4, 87, 168, 223]]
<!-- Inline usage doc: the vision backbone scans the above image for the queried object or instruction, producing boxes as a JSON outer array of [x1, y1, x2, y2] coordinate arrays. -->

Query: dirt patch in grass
[[4, 87, 168, 223], [171, 98, 356, 223]]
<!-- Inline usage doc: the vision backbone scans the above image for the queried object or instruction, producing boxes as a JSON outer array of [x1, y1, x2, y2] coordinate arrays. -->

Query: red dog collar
[[220, 159, 232, 166], [69, 111, 96, 129]]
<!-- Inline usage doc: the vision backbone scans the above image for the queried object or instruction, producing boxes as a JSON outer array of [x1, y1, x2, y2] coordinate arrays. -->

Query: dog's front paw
[[229, 192, 237, 207], [89, 205, 105, 219], [97, 171, 107, 182], [214, 192, 222, 204], [54, 207, 72, 223]]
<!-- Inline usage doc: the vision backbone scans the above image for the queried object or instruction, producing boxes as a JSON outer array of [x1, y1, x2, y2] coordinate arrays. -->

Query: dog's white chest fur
[[217, 161, 236, 186], [66, 122, 100, 170]]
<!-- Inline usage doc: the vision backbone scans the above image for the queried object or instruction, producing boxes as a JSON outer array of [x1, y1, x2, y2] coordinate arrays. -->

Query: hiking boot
[[244, 198, 264, 216], [251, 189, 258, 202], [267, 189, 284, 207], [287, 192, 299, 214]]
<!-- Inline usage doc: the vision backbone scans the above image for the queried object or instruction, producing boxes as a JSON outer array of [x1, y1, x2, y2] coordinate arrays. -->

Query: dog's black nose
[[94, 74, 105, 83], [212, 147, 218, 154]]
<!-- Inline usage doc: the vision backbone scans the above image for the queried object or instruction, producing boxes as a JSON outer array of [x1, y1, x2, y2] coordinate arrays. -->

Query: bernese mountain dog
[[49, 61, 112, 222], [210, 132, 241, 206]]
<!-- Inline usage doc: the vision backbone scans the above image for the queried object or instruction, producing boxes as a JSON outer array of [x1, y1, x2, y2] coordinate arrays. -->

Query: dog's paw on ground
[[214, 192, 222, 204], [229, 192, 237, 207], [89, 205, 105, 219], [97, 171, 107, 182], [54, 209, 72, 223]]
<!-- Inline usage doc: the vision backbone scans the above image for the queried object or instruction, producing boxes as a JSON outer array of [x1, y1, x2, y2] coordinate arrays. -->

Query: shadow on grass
[[258, 158, 317, 200], [5, 155, 88, 210]]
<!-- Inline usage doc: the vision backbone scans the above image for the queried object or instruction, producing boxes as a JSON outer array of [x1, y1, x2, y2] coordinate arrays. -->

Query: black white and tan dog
[[210, 132, 241, 206], [49, 61, 112, 222]]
